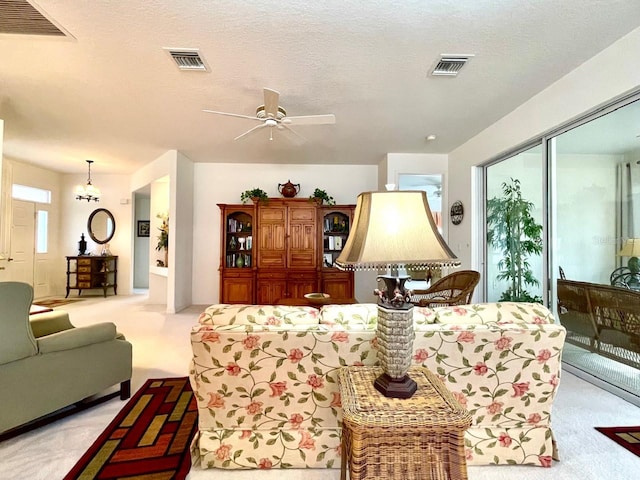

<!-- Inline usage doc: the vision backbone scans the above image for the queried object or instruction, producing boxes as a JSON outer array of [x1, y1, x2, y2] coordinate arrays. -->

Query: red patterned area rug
[[34, 298, 83, 308], [595, 426, 640, 457], [64, 377, 198, 480]]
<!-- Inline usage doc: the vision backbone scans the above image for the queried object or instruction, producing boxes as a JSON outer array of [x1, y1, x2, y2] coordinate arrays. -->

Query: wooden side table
[[65, 255, 118, 298], [339, 366, 472, 480]]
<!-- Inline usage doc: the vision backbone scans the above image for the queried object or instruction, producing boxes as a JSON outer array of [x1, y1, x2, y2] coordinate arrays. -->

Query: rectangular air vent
[[164, 48, 209, 72], [430, 54, 474, 77], [0, 0, 67, 36]]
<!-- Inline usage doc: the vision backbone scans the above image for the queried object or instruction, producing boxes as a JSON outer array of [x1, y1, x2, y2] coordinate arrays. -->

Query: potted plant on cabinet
[[240, 188, 269, 204], [156, 213, 169, 267], [486, 178, 543, 303], [309, 188, 336, 205]]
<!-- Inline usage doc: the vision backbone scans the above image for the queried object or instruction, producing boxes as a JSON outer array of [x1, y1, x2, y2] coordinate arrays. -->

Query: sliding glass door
[[485, 145, 544, 303], [483, 96, 640, 404]]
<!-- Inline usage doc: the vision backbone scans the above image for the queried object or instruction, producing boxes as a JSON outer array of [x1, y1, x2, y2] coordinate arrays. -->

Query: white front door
[[9, 200, 53, 298], [10, 199, 35, 285]]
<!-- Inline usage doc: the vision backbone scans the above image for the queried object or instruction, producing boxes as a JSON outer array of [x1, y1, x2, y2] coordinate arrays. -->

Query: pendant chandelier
[[74, 159, 101, 202]]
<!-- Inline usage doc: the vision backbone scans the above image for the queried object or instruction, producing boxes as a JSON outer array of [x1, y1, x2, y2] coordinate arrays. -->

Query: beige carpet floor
[[0, 293, 638, 480]]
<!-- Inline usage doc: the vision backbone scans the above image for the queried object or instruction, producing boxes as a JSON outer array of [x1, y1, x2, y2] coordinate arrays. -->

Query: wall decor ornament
[[137, 220, 150, 237], [277, 180, 300, 198], [450, 201, 464, 225], [78, 233, 87, 255]]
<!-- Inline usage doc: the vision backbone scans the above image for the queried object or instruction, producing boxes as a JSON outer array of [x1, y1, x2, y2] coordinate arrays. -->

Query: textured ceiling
[[1, 0, 639, 174]]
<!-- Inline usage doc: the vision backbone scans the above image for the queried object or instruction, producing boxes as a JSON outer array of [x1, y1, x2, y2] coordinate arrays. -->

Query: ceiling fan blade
[[279, 124, 306, 145], [283, 114, 336, 125], [263, 88, 280, 118], [203, 110, 261, 121], [234, 123, 268, 141]]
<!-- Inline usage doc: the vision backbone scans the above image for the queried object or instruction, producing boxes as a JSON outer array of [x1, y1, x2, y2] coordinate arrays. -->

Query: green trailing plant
[[486, 178, 543, 303], [156, 213, 169, 251], [309, 188, 336, 205], [240, 188, 269, 204]]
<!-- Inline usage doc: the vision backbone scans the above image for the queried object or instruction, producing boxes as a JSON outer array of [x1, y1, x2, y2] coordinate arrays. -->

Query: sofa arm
[[37, 323, 118, 354], [30, 310, 75, 337]]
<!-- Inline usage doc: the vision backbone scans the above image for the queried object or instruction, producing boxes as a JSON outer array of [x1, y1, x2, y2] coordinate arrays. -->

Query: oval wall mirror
[[87, 208, 116, 244]]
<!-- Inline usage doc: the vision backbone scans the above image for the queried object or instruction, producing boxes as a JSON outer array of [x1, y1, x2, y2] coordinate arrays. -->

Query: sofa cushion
[[413, 306, 437, 325], [318, 303, 437, 329], [433, 302, 554, 325], [198, 304, 320, 326], [319, 303, 378, 329]]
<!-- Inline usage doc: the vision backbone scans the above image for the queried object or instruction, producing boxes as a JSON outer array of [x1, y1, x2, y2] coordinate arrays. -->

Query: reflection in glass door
[[551, 99, 640, 404], [485, 146, 544, 303]]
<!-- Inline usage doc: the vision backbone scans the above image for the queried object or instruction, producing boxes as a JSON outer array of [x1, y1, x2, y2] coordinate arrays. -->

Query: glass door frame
[[480, 88, 640, 309]]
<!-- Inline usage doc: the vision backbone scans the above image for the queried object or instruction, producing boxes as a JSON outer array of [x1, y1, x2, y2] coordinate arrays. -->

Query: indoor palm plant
[[486, 178, 543, 303]]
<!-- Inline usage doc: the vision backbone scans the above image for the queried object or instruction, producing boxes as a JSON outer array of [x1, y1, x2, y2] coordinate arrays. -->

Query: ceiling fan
[[203, 88, 335, 144]]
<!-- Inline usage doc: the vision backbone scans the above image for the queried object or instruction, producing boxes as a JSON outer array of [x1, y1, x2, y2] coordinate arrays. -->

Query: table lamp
[[617, 238, 640, 272], [335, 190, 460, 398]]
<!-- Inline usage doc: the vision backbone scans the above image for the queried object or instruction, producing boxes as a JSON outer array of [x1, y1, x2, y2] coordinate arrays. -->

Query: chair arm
[[37, 323, 118, 354], [30, 310, 75, 337]]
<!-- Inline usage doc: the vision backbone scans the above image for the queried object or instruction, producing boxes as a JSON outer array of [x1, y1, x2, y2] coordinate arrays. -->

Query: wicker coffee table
[[338, 365, 472, 480]]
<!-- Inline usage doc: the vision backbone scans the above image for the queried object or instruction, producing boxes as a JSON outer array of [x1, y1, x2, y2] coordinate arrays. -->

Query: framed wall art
[[137, 220, 150, 237]]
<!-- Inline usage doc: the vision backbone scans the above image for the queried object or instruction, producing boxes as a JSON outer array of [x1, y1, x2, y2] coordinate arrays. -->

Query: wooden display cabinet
[[320, 206, 355, 299], [218, 204, 255, 304], [256, 199, 318, 303], [218, 199, 355, 305]]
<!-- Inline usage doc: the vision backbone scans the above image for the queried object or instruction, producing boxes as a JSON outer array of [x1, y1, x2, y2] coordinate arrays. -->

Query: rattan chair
[[410, 270, 480, 307]]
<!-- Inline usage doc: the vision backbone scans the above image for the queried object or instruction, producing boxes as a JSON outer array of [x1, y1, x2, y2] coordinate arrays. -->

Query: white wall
[[173, 152, 194, 312], [148, 177, 169, 304], [61, 173, 132, 296], [133, 194, 150, 288], [192, 163, 378, 305], [448, 26, 640, 272]]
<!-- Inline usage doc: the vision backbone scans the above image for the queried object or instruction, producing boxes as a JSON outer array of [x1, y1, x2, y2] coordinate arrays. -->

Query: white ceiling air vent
[[164, 48, 209, 72], [430, 54, 474, 77], [0, 0, 67, 36]]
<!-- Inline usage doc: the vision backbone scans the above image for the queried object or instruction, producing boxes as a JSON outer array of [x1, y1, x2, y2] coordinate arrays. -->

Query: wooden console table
[[339, 366, 472, 480], [66, 255, 118, 298]]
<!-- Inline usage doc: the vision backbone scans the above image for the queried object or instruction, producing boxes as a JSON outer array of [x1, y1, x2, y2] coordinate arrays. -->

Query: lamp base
[[373, 373, 417, 399]]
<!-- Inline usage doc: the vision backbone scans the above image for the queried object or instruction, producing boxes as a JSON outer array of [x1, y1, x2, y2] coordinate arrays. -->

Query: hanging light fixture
[[74, 160, 101, 202]]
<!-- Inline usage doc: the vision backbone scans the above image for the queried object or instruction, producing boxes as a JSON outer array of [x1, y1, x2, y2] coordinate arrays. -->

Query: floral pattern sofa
[[189, 302, 566, 470]]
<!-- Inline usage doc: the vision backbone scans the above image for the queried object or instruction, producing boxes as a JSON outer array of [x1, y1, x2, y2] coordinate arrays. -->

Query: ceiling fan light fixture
[[256, 105, 286, 120], [203, 87, 334, 145], [75, 160, 101, 202]]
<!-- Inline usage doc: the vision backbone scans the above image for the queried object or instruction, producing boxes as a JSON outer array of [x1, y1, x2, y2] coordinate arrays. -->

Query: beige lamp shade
[[335, 190, 460, 270], [617, 238, 640, 257]]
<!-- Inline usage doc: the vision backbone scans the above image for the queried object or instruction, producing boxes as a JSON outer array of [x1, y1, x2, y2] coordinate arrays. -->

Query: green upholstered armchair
[[0, 282, 132, 438]]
